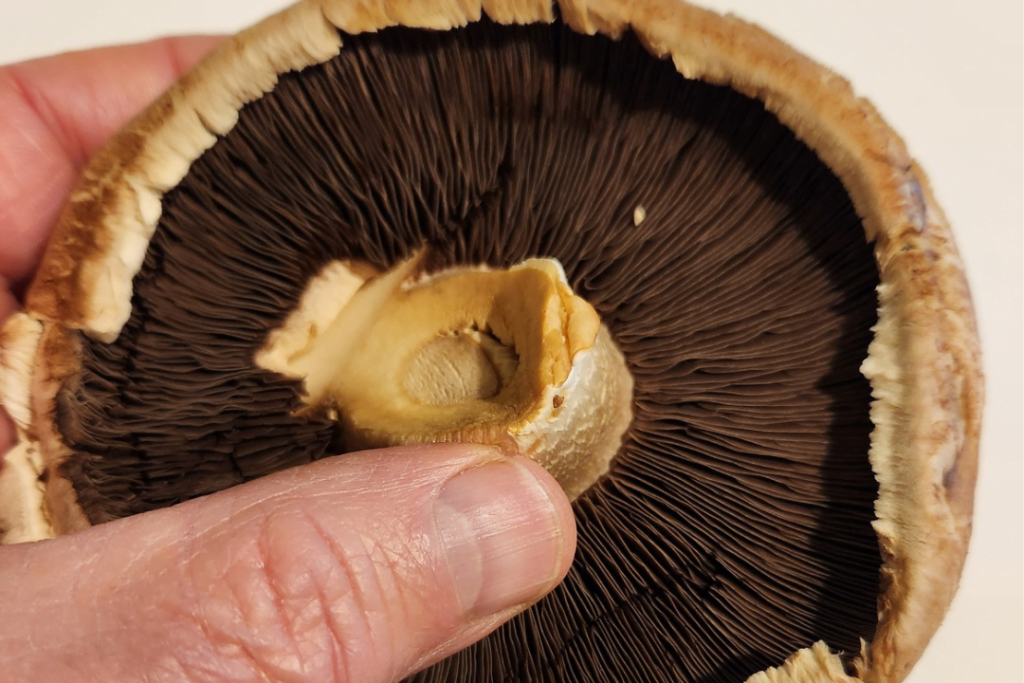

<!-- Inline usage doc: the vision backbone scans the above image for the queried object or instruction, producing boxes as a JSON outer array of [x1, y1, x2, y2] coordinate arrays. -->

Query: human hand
[[0, 39, 576, 683]]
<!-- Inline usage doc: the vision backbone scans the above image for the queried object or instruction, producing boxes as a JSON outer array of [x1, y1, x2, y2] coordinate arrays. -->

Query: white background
[[1, 1, 1020, 681]]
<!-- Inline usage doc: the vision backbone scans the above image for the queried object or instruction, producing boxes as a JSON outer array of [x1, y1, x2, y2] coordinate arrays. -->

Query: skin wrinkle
[[301, 509, 368, 683], [343, 509, 432, 682], [317, 507, 401, 683], [205, 522, 296, 681], [187, 523, 289, 681], [181, 566, 258, 683], [144, 644, 211, 683], [167, 651, 220, 683], [248, 531, 307, 681], [177, 499, 248, 681], [4, 64, 89, 169], [70, 537, 113, 671], [359, 526, 419, 680], [254, 513, 309, 679], [215, 480, 310, 534], [264, 506, 370, 681], [307, 545, 349, 682], [122, 513, 232, 682], [159, 34, 199, 87]]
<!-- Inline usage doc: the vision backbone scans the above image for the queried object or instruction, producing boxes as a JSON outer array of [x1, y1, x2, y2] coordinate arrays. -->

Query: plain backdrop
[[1, 2, 1020, 681]]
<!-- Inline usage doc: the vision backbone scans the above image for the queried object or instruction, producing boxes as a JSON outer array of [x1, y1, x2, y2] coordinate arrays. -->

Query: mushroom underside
[[51, 21, 880, 683]]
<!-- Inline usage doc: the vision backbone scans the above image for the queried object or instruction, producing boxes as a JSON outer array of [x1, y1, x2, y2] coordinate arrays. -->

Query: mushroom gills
[[48, 19, 882, 683], [258, 253, 633, 499]]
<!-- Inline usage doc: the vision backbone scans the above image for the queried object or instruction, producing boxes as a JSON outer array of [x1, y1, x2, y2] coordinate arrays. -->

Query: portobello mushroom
[[0, 1, 982, 681]]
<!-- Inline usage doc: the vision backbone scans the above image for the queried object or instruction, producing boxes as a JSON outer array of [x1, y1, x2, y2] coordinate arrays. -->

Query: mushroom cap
[[0, 1, 981, 682]]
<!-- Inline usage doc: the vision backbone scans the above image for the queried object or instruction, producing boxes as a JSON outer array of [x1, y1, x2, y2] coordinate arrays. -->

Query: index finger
[[0, 36, 223, 287]]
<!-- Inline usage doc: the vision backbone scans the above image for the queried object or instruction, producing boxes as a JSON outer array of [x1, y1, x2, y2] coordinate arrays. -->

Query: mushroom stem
[[258, 256, 633, 499]]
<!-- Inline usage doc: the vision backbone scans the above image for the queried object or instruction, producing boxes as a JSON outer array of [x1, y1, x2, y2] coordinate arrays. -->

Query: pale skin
[[0, 38, 577, 683]]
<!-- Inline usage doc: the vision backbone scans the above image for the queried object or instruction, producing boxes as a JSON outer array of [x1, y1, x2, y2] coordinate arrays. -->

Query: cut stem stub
[[257, 254, 634, 500]]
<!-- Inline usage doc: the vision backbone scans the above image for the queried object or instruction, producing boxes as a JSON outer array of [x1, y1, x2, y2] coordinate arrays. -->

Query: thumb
[[0, 444, 576, 683]]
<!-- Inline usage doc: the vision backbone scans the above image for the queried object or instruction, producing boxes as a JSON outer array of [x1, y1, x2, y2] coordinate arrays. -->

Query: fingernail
[[434, 459, 568, 617]]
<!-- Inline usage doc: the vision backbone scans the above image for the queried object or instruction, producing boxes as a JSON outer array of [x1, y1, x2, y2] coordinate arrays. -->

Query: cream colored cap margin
[[0, 1, 982, 682]]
